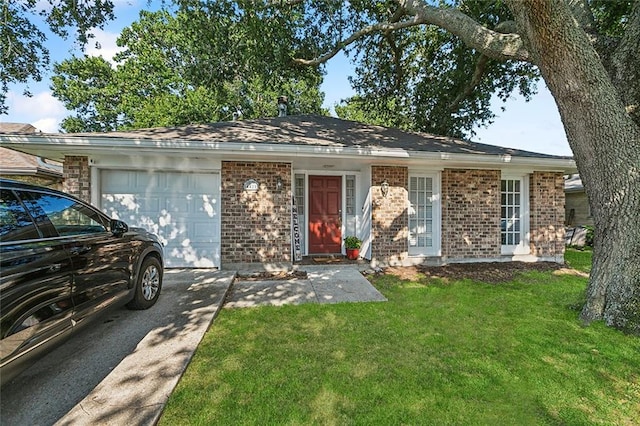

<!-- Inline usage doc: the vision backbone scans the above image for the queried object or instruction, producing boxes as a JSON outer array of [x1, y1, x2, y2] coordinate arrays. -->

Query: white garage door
[[101, 170, 220, 268]]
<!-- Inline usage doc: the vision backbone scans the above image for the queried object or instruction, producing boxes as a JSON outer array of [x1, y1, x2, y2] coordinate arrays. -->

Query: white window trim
[[501, 173, 530, 255]]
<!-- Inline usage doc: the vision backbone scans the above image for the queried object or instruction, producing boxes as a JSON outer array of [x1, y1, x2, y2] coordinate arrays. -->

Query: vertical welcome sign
[[291, 195, 302, 262]]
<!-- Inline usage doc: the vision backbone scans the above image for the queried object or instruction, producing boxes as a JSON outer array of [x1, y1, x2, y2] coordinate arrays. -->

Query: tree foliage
[[333, 1, 539, 138], [52, 7, 326, 131], [0, 0, 115, 115]]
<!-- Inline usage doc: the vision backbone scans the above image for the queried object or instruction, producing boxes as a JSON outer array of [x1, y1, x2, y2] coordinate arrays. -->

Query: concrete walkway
[[51, 265, 384, 426], [226, 265, 387, 308]]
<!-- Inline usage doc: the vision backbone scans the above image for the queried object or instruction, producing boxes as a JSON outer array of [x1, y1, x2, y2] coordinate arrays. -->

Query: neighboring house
[[564, 174, 593, 227], [0, 115, 575, 269], [0, 123, 63, 188]]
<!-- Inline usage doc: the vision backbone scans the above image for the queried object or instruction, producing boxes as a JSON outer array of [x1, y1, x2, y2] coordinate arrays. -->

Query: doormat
[[312, 256, 344, 264]]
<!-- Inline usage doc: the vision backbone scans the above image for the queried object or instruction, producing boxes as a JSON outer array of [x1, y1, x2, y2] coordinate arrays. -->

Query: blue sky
[[1, 0, 571, 156]]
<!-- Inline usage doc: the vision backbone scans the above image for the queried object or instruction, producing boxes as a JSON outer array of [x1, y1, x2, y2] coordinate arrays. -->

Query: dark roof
[[0, 147, 63, 178], [0, 122, 39, 134], [70, 115, 569, 160], [564, 174, 584, 192]]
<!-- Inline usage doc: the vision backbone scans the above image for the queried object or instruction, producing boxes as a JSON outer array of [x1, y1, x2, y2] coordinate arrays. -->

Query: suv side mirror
[[111, 219, 129, 235]]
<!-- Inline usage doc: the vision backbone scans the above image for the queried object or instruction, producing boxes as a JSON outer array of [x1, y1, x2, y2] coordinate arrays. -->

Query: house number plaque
[[243, 179, 259, 192]]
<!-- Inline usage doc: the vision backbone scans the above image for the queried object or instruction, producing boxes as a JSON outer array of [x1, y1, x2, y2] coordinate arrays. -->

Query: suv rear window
[[0, 190, 40, 242]]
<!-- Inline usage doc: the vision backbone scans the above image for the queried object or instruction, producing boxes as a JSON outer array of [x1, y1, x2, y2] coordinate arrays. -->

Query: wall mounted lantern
[[276, 176, 283, 192], [380, 180, 390, 198]]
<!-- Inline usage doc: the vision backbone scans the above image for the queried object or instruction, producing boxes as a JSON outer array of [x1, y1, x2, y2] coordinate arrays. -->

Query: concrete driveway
[[0, 269, 235, 426]]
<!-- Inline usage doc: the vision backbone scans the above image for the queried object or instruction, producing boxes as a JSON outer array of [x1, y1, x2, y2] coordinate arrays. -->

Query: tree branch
[[293, 15, 429, 66], [610, 0, 640, 125], [446, 54, 490, 113], [294, 0, 531, 67], [399, 0, 530, 61]]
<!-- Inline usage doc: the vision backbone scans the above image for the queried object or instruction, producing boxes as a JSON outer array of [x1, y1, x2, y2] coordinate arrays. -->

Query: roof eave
[[0, 135, 577, 172]]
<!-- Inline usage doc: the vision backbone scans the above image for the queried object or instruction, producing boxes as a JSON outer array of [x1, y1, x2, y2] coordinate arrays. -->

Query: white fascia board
[[0, 134, 576, 172]]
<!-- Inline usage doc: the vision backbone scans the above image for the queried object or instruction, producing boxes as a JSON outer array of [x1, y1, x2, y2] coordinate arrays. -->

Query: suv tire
[[127, 256, 162, 310]]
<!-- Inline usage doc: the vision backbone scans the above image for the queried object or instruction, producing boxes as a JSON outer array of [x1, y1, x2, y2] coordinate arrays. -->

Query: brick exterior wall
[[63, 156, 91, 202], [530, 171, 565, 258], [221, 161, 292, 265], [371, 166, 408, 265], [441, 168, 501, 259]]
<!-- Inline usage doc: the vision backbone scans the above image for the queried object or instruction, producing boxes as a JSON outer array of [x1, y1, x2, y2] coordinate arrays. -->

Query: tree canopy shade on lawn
[[160, 252, 639, 424], [2, 1, 639, 332]]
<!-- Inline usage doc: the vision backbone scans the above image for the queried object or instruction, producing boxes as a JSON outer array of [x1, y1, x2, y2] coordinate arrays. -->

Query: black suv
[[0, 178, 164, 385]]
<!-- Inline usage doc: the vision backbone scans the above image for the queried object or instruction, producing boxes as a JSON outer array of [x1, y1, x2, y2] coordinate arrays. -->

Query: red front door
[[308, 176, 342, 254]]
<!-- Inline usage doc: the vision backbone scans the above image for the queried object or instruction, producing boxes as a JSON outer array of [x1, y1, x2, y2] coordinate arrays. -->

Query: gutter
[[0, 134, 577, 173]]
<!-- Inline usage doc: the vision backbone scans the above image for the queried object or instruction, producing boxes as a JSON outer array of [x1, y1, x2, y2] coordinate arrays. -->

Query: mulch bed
[[383, 261, 565, 284], [233, 261, 570, 284]]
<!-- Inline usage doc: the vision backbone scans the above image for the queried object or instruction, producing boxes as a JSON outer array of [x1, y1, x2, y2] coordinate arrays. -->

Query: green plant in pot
[[344, 236, 362, 260]]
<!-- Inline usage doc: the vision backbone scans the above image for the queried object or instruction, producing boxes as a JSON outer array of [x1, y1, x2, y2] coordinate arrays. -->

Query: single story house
[[0, 115, 575, 269], [0, 123, 63, 188]]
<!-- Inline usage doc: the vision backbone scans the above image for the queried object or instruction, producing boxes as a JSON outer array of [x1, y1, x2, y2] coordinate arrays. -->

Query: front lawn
[[161, 250, 638, 425]]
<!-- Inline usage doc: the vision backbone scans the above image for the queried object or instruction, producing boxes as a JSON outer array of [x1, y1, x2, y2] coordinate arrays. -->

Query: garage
[[100, 170, 220, 268]]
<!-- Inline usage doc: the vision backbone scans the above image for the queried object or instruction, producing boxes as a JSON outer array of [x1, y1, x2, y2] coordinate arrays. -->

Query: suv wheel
[[127, 257, 162, 310]]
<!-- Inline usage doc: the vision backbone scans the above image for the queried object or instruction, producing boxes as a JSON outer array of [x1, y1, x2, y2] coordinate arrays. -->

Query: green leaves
[[51, 5, 326, 131], [0, 0, 114, 115], [330, 0, 539, 138]]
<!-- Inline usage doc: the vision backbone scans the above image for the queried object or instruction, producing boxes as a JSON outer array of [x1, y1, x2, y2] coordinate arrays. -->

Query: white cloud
[[3, 90, 66, 133], [33, 118, 61, 133], [86, 28, 124, 63]]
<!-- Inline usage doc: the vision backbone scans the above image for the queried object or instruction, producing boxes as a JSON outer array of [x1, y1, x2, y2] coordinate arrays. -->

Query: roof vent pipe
[[277, 96, 288, 117]]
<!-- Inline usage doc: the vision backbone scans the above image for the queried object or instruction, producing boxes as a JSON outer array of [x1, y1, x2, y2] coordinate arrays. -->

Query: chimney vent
[[277, 96, 288, 117]]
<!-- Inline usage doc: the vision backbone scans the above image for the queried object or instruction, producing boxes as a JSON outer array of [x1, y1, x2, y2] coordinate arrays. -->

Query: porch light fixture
[[380, 180, 390, 198], [276, 176, 283, 191]]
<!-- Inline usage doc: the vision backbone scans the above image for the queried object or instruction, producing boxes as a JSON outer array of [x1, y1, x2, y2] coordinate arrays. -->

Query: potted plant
[[344, 236, 362, 260]]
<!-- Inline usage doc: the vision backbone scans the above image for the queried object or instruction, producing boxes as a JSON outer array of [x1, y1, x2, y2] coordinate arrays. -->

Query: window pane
[[295, 174, 305, 215], [346, 175, 355, 216], [408, 176, 434, 249], [501, 179, 523, 247], [22, 192, 107, 236], [0, 190, 40, 242]]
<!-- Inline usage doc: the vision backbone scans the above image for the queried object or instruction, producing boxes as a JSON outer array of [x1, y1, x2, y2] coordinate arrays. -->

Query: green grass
[[161, 251, 639, 425], [565, 247, 593, 274]]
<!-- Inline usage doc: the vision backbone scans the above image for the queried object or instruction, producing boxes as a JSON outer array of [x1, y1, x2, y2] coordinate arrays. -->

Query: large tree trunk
[[507, 0, 640, 333]]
